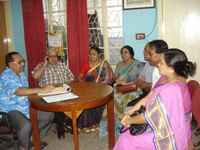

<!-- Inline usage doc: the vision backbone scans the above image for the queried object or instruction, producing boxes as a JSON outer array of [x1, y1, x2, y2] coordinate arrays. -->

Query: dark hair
[[120, 45, 134, 58], [148, 39, 168, 53], [5, 51, 20, 66], [90, 46, 101, 54], [163, 48, 196, 78]]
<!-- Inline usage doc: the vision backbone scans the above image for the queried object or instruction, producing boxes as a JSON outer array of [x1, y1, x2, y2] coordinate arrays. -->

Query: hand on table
[[40, 85, 55, 93]]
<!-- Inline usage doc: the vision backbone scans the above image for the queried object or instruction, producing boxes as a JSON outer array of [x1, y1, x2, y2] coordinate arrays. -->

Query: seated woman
[[114, 48, 196, 150], [77, 46, 113, 132], [114, 45, 144, 119], [78, 46, 113, 84]]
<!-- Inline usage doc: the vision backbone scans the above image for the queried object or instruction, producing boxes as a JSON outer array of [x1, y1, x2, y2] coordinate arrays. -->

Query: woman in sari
[[78, 46, 113, 132], [114, 45, 144, 119], [114, 48, 196, 150], [78, 46, 113, 84]]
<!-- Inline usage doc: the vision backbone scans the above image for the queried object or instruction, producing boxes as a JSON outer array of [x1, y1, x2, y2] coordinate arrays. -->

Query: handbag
[[120, 106, 148, 136], [116, 83, 137, 94]]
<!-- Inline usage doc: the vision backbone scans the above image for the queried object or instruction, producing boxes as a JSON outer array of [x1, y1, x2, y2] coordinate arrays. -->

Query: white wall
[[158, 0, 200, 81]]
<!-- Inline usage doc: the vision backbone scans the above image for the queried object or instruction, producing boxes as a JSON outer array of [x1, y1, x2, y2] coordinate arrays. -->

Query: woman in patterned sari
[[78, 46, 113, 132], [78, 46, 113, 84], [114, 45, 144, 119], [114, 48, 196, 150]]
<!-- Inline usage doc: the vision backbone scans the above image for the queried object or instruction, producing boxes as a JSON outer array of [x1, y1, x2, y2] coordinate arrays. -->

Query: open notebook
[[38, 86, 79, 103]]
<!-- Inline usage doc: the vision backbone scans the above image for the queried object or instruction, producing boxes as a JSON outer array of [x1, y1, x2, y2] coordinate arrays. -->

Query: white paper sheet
[[38, 91, 69, 96], [38, 84, 71, 96], [41, 92, 79, 103]]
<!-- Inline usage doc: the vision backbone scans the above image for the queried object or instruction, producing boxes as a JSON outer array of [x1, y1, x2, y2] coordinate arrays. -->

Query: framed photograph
[[123, 0, 155, 10]]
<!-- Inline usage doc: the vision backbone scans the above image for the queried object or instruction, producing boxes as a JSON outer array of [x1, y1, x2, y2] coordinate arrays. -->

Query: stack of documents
[[38, 87, 79, 103]]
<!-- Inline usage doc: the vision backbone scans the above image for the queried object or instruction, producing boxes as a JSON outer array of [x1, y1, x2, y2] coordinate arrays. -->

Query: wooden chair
[[188, 80, 200, 127], [0, 112, 17, 149], [188, 80, 200, 149]]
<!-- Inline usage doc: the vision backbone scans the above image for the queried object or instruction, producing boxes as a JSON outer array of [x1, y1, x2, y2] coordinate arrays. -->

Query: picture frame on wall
[[123, 0, 155, 10]]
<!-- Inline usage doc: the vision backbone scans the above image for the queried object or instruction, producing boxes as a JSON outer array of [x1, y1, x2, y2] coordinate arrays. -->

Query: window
[[43, 0, 67, 61], [43, 0, 123, 64], [87, 0, 123, 64]]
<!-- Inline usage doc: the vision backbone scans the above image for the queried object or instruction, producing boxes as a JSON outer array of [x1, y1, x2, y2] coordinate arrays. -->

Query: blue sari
[[114, 59, 144, 118]]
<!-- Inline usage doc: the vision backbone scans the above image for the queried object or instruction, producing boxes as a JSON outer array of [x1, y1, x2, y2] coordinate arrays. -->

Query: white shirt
[[139, 62, 154, 83], [152, 67, 160, 88]]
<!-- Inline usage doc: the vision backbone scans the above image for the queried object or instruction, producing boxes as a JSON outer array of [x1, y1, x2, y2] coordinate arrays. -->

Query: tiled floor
[[42, 123, 200, 150], [43, 128, 108, 150]]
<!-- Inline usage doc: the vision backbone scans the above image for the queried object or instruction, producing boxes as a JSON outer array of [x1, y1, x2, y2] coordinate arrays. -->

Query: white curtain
[[157, 0, 200, 81]]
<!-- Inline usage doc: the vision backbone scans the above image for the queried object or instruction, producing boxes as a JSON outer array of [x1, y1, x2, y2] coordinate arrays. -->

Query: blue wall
[[123, 8, 158, 61], [10, 0, 27, 73], [10, 0, 26, 57]]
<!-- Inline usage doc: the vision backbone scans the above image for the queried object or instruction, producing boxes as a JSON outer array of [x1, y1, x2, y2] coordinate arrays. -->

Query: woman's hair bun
[[185, 61, 196, 77]]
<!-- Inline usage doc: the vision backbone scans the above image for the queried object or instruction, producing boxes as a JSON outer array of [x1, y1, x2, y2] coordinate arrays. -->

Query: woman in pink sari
[[114, 48, 196, 150]]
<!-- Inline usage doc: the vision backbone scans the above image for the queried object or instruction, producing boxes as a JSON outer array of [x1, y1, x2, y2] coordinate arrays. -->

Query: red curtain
[[21, 0, 46, 87], [67, 0, 89, 76]]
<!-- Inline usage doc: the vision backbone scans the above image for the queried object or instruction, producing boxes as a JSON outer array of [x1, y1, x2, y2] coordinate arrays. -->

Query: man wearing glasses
[[32, 48, 74, 87], [0, 52, 54, 150], [32, 48, 74, 138]]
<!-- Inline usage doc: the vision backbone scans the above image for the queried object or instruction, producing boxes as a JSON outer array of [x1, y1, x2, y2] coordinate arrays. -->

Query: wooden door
[[0, 2, 8, 73]]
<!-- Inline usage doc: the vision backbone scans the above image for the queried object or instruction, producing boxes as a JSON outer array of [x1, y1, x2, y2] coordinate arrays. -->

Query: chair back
[[0, 112, 12, 134], [188, 80, 200, 127], [0, 112, 18, 149]]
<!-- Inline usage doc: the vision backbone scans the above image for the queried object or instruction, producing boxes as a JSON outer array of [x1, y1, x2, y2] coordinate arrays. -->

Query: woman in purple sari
[[114, 48, 196, 150]]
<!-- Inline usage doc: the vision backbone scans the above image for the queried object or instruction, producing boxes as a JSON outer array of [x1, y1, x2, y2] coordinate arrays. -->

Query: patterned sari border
[[145, 95, 177, 150]]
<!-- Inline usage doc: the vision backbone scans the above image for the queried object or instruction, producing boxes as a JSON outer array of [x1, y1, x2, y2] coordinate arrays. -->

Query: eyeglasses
[[13, 60, 25, 66]]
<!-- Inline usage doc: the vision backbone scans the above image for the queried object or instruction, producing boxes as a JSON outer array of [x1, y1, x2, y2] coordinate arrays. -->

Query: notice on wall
[[48, 33, 62, 47]]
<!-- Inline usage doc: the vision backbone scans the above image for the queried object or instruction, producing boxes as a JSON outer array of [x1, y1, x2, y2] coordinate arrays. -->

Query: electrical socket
[[135, 33, 145, 40]]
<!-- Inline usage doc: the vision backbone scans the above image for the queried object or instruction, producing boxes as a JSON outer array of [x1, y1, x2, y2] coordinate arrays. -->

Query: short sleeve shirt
[[38, 62, 74, 87], [139, 62, 154, 83], [0, 68, 30, 118], [152, 67, 161, 88]]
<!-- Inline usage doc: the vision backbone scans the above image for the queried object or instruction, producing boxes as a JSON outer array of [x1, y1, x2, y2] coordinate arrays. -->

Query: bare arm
[[125, 91, 153, 115], [139, 82, 152, 92], [77, 73, 84, 81], [135, 77, 152, 92], [15, 86, 55, 96], [32, 63, 46, 80], [121, 114, 145, 127], [101, 61, 113, 84], [126, 99, 146, 115], [32, 57, 48, 80]]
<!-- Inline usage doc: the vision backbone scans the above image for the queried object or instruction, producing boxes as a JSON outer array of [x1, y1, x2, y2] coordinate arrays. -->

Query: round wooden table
[[29, 81, 115, 150]]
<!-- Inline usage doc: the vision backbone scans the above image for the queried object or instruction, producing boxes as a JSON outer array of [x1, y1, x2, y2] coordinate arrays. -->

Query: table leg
[[107, 97, 115, 150], [71, 111, 79, 150], [30, 107, 41, 150]]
